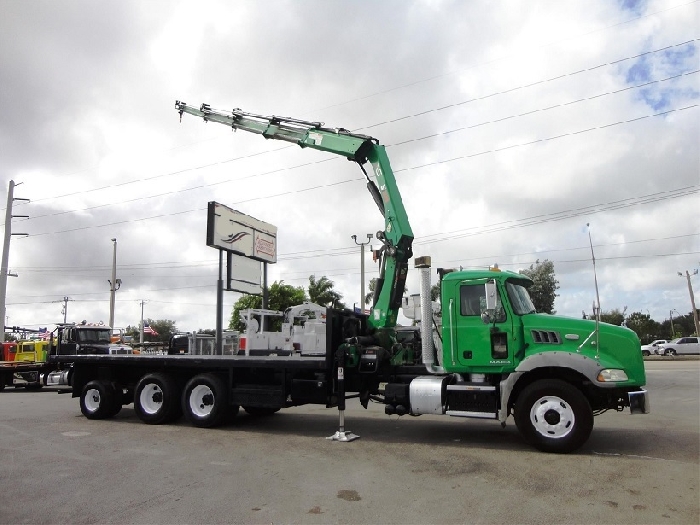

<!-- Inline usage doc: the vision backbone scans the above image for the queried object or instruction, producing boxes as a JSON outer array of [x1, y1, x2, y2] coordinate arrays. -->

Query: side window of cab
[[460, 284, 506, 322], [460, 285, 484, 316]]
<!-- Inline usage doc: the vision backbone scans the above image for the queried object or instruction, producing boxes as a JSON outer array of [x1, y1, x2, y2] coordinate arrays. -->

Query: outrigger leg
[[327, 348, 359, 442]]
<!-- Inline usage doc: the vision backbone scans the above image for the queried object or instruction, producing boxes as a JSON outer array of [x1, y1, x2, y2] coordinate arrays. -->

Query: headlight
[[597, 369, 629, 382]]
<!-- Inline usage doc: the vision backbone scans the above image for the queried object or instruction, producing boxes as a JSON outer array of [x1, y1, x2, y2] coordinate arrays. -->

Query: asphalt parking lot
[[1, 359, 698, 525]]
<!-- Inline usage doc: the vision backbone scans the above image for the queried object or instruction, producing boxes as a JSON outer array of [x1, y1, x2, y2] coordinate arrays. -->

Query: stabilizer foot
[[326, 430, 360, 442]]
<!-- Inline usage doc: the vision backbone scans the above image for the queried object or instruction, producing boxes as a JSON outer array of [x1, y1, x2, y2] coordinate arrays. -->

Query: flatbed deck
[[50, 353, 329, 370]]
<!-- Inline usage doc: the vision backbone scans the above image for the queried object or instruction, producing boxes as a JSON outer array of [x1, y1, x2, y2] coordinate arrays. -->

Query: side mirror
[[482, 281, 498, 325], [485, 281, 498, 311]]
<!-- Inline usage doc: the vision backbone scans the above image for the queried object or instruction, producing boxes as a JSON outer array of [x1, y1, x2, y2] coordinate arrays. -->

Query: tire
[[665, 349, 676, 356], [0, 373, 7, 391], [514, 379, 593, 454], [243, 406, 280, 416], [106, 383, 124, 418], [642, 350, 650, 357], [182, 373, 228, 428], [134, 373, 182, 424], [80, 380, 118, 420]]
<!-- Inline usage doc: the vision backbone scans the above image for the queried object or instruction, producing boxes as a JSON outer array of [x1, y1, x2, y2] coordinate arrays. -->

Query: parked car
[[658, 337, 700, 356], [640, 339, 668, 356]]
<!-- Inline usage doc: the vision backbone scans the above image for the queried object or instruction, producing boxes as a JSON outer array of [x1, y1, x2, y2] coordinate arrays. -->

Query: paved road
[[0, 360, 697, 524]]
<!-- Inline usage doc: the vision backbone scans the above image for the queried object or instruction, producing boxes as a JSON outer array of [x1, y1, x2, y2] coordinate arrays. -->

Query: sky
[[0, 0, 698, 334]]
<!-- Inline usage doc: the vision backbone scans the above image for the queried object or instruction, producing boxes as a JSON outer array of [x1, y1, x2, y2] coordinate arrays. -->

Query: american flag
[[38, 327, 51, 340], [143, 323, 159, 336]]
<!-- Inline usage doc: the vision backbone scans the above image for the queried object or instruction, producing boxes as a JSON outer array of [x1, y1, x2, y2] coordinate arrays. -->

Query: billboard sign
[[206, 202, 277, 263], [228, 253, 262, 295]]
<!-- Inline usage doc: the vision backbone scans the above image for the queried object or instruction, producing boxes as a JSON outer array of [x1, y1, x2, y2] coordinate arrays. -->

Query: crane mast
[[175, 101, 414, 331]]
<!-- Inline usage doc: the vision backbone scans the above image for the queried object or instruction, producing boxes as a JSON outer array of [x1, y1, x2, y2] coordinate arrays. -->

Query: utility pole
[[59, 296, 72, 323], [0, 180, 29, 343], [108, 238, 121, 329], [678, 269, 699, 337], [352, 233, 373, 313], [139, 299, 148, 344], [669, 310, 676, 339]]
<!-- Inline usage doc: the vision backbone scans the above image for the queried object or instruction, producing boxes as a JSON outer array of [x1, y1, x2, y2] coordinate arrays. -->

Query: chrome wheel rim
[[530, 395, 575, 439]]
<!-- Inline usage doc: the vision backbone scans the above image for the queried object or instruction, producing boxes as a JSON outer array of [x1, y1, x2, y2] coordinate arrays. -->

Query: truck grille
[[531, 330, 562, 344]]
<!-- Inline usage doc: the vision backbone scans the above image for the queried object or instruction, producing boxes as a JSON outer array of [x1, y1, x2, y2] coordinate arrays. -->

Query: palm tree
[[365, 278, 378, 306], [365, 277, 409, 305], [308, 275, 345, 308]]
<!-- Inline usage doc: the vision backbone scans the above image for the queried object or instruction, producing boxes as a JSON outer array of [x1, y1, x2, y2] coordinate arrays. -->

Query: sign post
[[206, 201, 277, 353]]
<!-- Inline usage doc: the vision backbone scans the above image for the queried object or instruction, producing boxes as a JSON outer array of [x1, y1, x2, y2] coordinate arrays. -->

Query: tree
[[229, 281, 307, 332], [430, 283, 440, 302], [519, 259, 559, 314], [624, 311, 662, 343], [599, 308, 626, 326], [365, 278, 377, 305], [666, 311, 698, 337], [364, 277, 409, 306], [308, 275, 345, 309], [125, 319, 177, 343]]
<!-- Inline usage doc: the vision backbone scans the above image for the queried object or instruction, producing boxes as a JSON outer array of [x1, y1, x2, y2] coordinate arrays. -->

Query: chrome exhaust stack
[[415, 256, 445, 374]]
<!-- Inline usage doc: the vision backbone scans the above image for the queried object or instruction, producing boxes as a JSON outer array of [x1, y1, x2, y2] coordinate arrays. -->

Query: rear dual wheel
[[182, 373, 230, 428], [80, 380, 121, 419], [134, 373, 182, 424]]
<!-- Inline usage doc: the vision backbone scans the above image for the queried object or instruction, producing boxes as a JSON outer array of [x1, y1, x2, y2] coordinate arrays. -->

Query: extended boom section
[[175, 101, 413, 330]]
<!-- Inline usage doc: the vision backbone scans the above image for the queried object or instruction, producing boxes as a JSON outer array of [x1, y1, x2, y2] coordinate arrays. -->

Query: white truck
[[239, 302, 327, 356]]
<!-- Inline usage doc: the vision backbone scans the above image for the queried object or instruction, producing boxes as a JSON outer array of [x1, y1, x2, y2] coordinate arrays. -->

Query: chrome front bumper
[[628, 388, 650, 414]]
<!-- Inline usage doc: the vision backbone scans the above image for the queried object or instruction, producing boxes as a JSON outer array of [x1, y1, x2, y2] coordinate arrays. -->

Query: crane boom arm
[[175, 101, 413, 330]]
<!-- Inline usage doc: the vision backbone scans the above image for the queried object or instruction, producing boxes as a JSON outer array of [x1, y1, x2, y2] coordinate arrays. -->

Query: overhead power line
[[20, 101, 699, 239], [7, 249, 700, 307]]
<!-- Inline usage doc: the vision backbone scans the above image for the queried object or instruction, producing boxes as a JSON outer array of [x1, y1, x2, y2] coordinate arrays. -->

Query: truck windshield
[[78, 329, 112, 344], [506, 281, 537, 315]]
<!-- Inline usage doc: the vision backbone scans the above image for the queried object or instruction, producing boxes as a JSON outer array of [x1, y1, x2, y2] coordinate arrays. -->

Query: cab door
[[448, 280, 514, 371]]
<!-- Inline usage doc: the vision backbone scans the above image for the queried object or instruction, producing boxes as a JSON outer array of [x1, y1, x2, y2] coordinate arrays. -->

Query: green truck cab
[[394, 261, 648, 453], [440, 267, 645, 383]]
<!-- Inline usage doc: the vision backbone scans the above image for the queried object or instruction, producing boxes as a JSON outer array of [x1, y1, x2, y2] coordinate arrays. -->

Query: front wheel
[[665, 349, 676, 356], [182, 373, 228, 428], [514, 379, 593, 454]]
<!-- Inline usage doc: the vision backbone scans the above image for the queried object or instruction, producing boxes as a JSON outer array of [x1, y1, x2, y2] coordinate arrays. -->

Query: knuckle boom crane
[[175, 101, 412, 335], [175, 101, 413, 330], [171, 100, 651, 453]]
